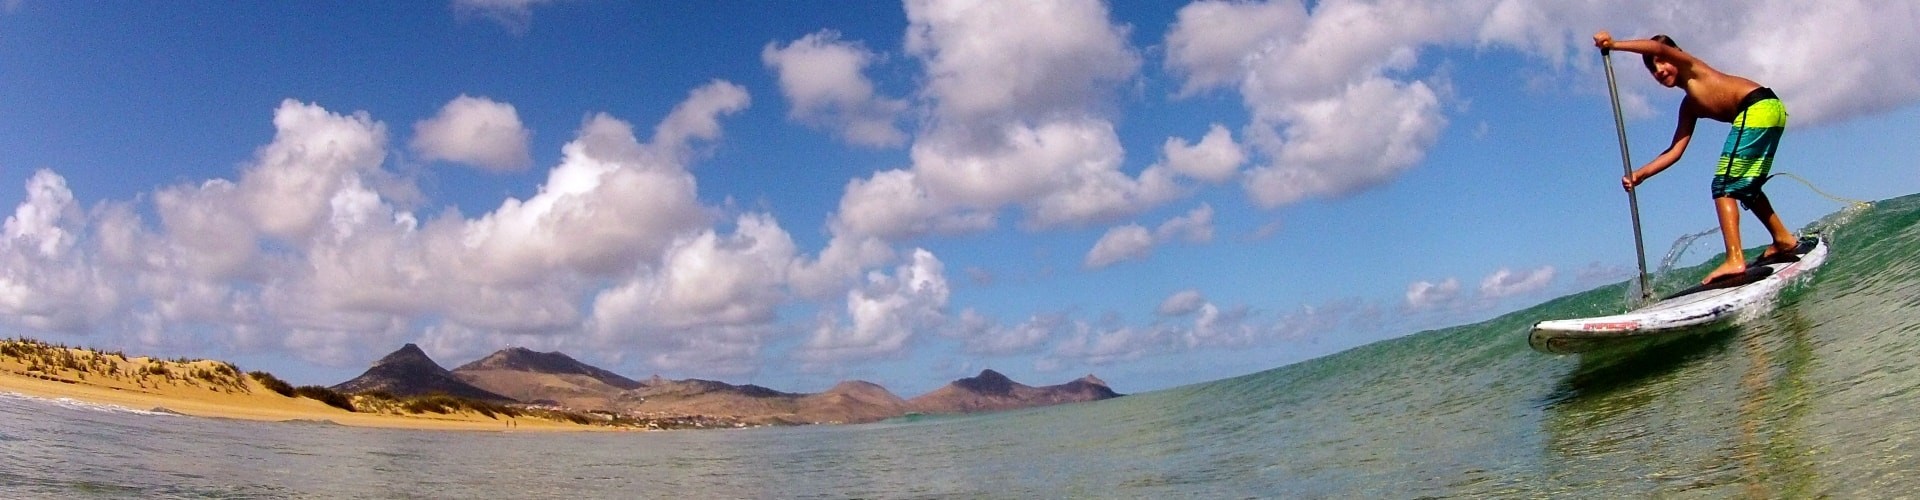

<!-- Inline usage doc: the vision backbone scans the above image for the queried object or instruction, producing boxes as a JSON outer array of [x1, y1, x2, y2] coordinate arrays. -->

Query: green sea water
[[2, 194, 1917, 498]]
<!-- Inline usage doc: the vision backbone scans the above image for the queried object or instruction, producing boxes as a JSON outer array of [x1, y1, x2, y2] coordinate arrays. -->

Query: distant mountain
[[616, 377, 910, 425], [793, 380, 911, 424], [335, 344, 1118, 425], [907, 369, 1121, 414], [630, 377, 791, 400], [451, 347, 641, 409], [454, 347, 643, 388], [617, 378, 801, 422], [331, 344, 516, 403]]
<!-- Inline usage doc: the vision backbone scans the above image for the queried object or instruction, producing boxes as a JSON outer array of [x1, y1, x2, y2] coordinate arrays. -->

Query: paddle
[[1601, 48, 1653, 307]]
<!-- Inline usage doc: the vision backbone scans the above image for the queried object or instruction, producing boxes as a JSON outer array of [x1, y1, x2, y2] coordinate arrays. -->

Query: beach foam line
[[0, 390, 181, 417]]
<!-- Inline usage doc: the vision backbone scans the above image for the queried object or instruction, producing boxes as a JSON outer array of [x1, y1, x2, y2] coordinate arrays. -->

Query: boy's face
[[1647, 57, 1678, 88]]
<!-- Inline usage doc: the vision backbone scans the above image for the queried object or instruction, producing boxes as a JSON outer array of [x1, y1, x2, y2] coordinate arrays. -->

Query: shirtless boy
[[1594, 31, 1799, 284]]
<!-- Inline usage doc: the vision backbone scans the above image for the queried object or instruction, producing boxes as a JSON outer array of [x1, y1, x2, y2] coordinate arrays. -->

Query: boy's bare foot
[[1754, 238, 1802, 266], [1703, 259, 1747, 284]]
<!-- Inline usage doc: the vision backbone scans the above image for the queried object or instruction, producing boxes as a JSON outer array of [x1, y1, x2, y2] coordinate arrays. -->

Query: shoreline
[[0, 339, 639, 433]]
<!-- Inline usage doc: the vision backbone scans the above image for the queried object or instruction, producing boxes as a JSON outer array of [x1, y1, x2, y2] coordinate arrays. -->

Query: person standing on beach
[[1594, 31, 1800, 284]]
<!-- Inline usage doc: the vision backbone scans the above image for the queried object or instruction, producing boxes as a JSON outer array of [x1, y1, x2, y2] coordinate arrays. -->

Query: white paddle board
[[1530, 235, 1827, 354]]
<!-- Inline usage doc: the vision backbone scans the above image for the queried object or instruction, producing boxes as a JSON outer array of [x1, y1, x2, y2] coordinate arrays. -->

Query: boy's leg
[[1744, 192, 1798, 258], [1705, 196, 1748, 284]]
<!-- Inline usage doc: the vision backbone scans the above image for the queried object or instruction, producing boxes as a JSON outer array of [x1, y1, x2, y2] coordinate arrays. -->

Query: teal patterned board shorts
[[1711, 87, 1785, 207]]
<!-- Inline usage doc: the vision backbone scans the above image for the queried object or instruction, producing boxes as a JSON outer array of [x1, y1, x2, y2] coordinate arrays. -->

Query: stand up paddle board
[[1529, 235, 1827, 354]]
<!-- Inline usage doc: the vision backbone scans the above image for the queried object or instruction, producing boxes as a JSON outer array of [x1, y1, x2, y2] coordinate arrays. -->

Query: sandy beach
[[0, 339, 628, 432]]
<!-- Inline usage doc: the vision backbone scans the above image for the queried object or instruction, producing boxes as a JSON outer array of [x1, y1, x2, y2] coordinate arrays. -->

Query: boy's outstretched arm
[[1624, 106, 1699, 191], [1593, 31, 1695, 66]]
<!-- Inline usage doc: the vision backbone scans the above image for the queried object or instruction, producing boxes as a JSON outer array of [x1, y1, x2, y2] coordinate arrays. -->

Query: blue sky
[[2, 1, 1916, 395]]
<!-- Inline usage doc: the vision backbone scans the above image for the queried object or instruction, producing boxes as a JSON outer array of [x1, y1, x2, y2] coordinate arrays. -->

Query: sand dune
[[0, 339, 633, 432]]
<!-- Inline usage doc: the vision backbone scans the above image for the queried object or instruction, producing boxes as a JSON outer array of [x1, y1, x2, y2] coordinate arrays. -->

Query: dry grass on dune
[[1, 338, 252, 395], [0, 337, 639, 432]]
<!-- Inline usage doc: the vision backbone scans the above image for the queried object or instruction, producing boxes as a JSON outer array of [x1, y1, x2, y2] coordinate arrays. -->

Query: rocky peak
[[453, 347, 642, 390], [955, 369, 1015, 395], [374, 343, 437, 368], [465, 347, 570, 372], [331, 344, 515, 403], [824, 380, 895, 398]]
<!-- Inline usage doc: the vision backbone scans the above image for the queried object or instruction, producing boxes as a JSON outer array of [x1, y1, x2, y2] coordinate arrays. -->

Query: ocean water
[[2, 194, 1918, 498]]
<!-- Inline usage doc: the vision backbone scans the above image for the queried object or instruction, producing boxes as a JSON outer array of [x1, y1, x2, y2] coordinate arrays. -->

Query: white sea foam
[[0, 390, 179, 417]]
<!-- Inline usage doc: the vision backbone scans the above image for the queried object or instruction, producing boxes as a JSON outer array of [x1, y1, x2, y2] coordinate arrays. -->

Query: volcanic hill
[[330, 344, 515, 403], [451, 347, 641, 409], [907, 369, 1121, 414]]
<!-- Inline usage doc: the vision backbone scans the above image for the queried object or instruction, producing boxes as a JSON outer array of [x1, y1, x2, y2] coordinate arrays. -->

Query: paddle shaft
[[1602, 49, 1654, 306]]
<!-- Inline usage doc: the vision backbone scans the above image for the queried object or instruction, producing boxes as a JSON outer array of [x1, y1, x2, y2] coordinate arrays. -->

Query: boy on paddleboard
[[1594, 31, 1799, 284]]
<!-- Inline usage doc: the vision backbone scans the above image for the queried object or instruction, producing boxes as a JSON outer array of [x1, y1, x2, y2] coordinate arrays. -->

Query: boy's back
[[1675, 65, 1764, 123]]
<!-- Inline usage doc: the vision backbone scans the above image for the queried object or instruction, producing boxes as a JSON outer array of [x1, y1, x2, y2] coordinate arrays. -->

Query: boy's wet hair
[[1642, 34, 1679, 73]]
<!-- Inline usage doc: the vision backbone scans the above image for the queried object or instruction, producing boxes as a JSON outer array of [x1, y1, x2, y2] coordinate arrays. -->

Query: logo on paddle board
[[1581, 321, 1640, 331]]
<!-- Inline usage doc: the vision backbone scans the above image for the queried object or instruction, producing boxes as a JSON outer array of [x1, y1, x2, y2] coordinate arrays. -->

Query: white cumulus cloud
[[828, 0, 1177, 244], [1479, 265, 1556, 300], [1083, 204, 1215, 269], [762, 30, 908, 147], [0, 171, 117, 333], [592, 213, 795, 332], [1162, 124, 1246, 183], [1164, 0, 1308, 96], [410, 95, 533, 172], [1241, 77, 1443, 207], [949, 309, 1056, 356], [1404, 277, 1461, 311], [1167, 0, 1463, 209], [239, 100, 391, 243], [451, 81, 746, 285], [1157, 289, 1207, 317], [829, 168, 994, 241], [1184, 302, 1256, 348], [4, 170, 81, 259], [589, 213, 797, 374], [1154, 203, 1214, 244], [787, 234, 897, 301], [798, 248, 951, 365], [904, 0, 1138, 129], [0, 81, 778, 376], [1048, 322, 1167, 366], [1084, 225, 1152, 270]]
